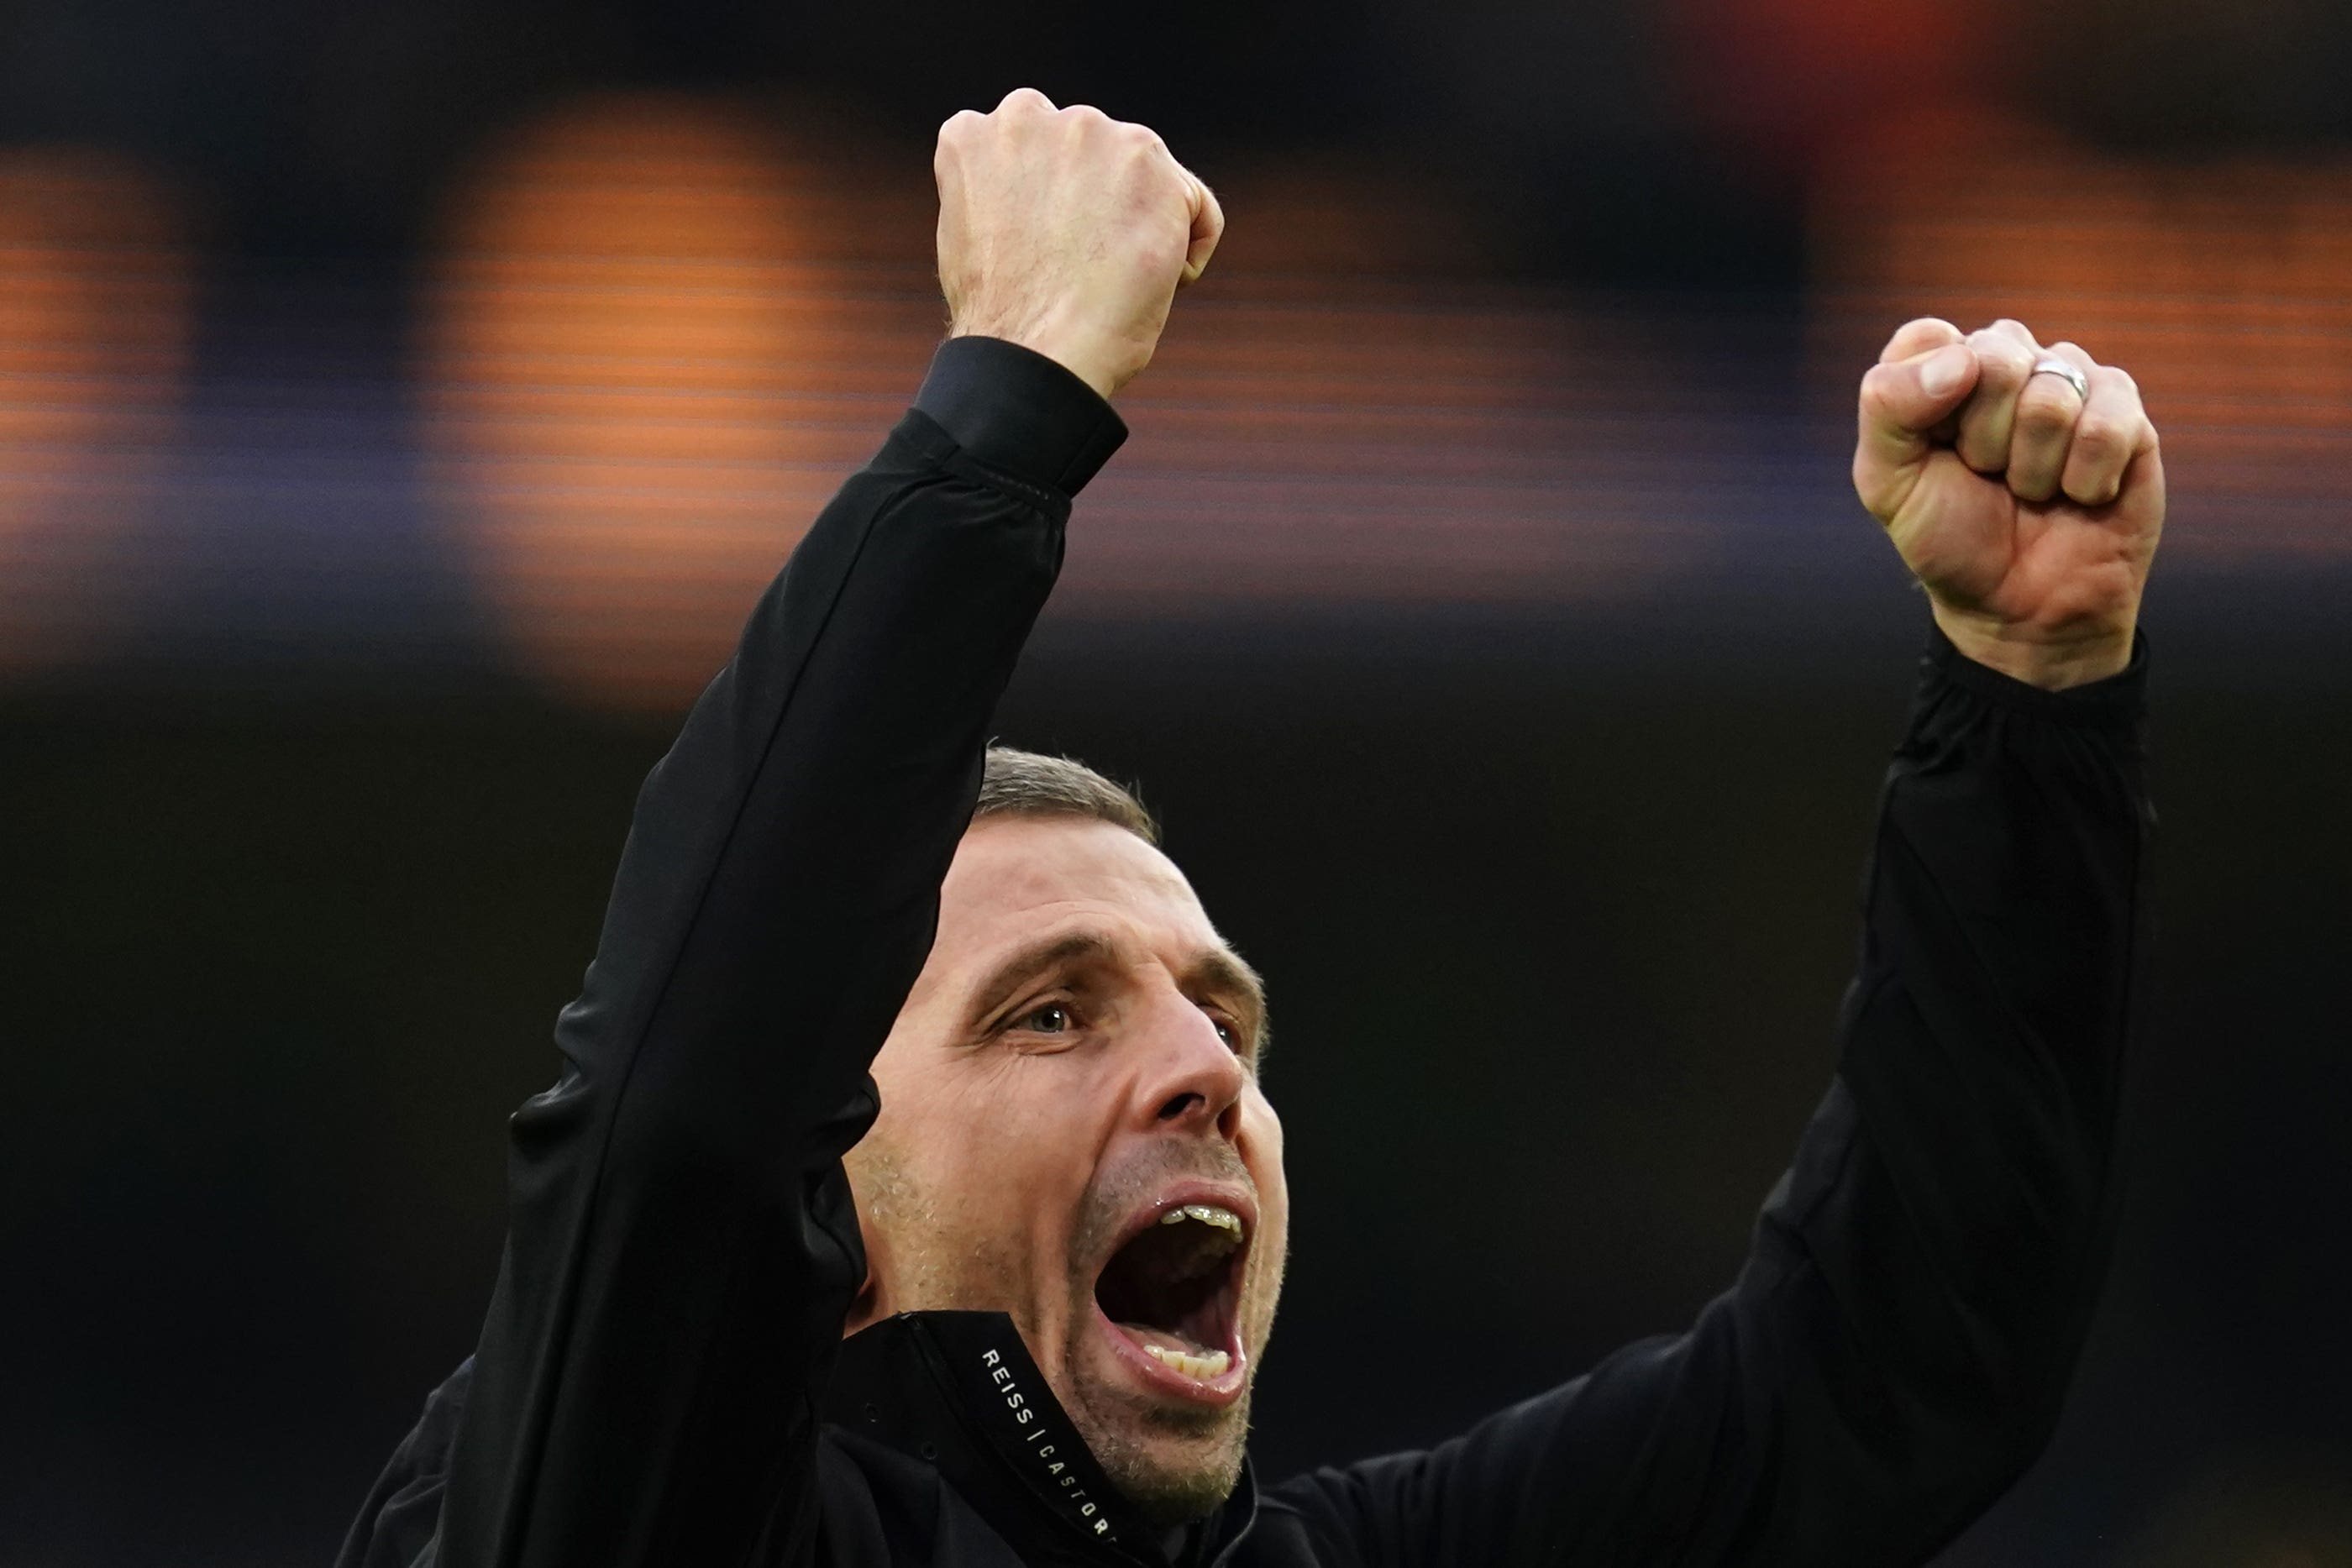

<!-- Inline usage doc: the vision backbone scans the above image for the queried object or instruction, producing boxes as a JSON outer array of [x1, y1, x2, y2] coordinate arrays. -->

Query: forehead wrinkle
[[956, 815, 1192, 906], [933, 821, 1254, 1038]]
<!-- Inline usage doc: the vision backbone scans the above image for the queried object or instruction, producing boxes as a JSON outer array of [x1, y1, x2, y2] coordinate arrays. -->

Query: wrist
[[912, 336, 1128, 494], [1929, 602, 2135, 691], [949, 316, 1126, 402]]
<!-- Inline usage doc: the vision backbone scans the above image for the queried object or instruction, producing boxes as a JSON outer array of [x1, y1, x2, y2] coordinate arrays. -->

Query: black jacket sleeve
[[1263, 627, 2152, 1567], [339, 338, 1124, 1568]]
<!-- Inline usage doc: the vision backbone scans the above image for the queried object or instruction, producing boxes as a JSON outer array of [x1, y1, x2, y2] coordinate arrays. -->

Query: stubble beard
[[1060, 1331, 1252, 1528], [1056, 1144, 1265, 1525], [850, 1140, 1270, 1526]]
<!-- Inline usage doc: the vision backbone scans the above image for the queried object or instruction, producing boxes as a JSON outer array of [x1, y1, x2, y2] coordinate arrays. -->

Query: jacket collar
[[824, 1311, 1258, 1568]]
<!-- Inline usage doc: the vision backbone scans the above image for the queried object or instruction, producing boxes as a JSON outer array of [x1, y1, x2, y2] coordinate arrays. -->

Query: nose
[[1131, 987, 1248, 1143]]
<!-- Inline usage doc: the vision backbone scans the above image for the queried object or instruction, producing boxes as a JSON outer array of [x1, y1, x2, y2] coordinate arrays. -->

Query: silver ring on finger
[[2027, 356, 2088, 401]]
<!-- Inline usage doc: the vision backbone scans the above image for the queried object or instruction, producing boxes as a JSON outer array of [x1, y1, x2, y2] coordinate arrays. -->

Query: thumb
[[1179, 172, 1223, 286], [1854, 343, 1978, 515]]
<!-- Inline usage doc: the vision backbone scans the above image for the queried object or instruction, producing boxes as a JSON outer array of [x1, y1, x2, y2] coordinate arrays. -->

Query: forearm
[[545, 344, 1120, 1154], [1756, 621, 2151, 1555], [1270, 627, 2151, 1568], [438, 338, 1123, 1568], [1287, 310, 2165, 1566]]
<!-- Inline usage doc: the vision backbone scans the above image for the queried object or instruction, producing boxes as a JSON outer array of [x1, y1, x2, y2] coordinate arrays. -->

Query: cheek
[[1239, 1085, 1284, 1167], [915, 1055, 1119, 1240], [950, 1047, 1116, 1162], [1238, 1088, 1289, 1231]]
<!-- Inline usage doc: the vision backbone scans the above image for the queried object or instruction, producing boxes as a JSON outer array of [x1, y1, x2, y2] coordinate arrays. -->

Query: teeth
[[1159, 1203, 1244, 1238], [1143, 1343, 1232, 1380]]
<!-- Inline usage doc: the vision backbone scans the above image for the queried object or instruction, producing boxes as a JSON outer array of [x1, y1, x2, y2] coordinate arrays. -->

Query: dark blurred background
[[4, 1, 2349, 1563]]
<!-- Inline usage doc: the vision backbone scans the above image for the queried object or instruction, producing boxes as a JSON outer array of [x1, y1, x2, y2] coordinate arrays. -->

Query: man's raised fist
[[934, 88, 1222, 401], [1854, 317, 2166, 690]]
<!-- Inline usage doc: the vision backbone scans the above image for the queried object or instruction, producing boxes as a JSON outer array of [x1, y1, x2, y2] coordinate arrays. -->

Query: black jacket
[[338, 336, 2153, 1568]]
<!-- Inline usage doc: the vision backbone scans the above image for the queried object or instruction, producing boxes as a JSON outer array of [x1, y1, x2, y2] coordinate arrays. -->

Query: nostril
[[1158, 1091, 1205, 1122]]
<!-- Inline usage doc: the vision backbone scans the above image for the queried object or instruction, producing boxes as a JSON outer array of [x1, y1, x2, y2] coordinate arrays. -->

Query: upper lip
[[1098, 1178, 1259, 1277]]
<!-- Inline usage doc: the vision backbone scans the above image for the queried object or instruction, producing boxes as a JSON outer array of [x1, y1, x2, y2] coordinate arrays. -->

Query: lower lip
[[1091, 1304, 1248, 1408]]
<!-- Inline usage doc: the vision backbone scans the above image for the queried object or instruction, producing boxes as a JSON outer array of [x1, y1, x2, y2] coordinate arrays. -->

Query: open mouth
[[1093, 1198, 1250, 1386]]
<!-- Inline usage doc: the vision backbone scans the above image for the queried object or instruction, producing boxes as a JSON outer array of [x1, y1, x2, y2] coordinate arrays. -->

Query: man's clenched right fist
[[935, 88, 1222, 401]]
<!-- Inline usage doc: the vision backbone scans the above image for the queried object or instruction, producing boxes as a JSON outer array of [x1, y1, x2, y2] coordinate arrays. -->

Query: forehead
[[938, 814, 1210, 942]]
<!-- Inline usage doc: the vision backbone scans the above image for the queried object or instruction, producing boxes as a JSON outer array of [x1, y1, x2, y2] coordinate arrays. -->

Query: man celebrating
[[341, 90, 2160, 1566]]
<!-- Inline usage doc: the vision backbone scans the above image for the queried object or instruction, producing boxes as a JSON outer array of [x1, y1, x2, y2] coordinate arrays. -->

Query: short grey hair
[[974, 746, 1159, 845]]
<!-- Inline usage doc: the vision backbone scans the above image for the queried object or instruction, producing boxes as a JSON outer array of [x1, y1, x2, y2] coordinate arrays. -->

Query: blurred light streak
[[426, 113, 1731, 710], [1812, 111, 2352, 562], [1074, 284, 1716, 613], [0, 146, 190, 674], [422, 93, 942, 707]]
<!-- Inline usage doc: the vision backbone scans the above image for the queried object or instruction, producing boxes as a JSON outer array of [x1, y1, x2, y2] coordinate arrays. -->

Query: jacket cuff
[[1924, 619, 2149, 726], [913, 337, 1128, 496]]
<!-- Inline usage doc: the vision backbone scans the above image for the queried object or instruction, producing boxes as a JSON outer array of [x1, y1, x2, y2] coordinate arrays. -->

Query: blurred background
[[3, 0, 2348, 1562]]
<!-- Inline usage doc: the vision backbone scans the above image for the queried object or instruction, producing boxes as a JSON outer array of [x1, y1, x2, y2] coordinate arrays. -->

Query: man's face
[[843, 814, 1288, 1523]]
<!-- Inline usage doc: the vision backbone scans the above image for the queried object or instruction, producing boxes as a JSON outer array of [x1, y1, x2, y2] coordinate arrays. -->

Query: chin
[[1068, 1386, 1252, 1527]]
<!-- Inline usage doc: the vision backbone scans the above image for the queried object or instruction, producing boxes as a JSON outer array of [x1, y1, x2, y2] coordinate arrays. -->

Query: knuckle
[[1881, 317, 1957, 359], [1851, 448, 1881, 497], [1956, 423, 2008, 468], [1969, 335, 2032, 380], [1856, 364, 1899, 412], [2014, 394, 2073, 438], [2072, 417, 2124, 458]]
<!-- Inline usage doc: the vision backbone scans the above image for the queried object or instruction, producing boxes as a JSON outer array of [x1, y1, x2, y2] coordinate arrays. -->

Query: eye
[[1205, 1011, 1239, 1050], [1012, 1001, 1075, 1035]]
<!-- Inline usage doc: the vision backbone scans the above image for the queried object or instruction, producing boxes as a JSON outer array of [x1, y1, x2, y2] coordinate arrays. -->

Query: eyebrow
[[1182, 947, 1271, 1064], [964, 930, 1122, 1030]]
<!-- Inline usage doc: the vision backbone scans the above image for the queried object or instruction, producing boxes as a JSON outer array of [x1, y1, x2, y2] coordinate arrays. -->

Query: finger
[[2006, 343, 2089, 503], [2061, 363, 2150, 507], [1854, 342, 1981, 517], [1878, 317, 1963, 364], [2046, 338, 2097, 385], [995, 87, 1058, 114], [1954, 326, 2036, 475], [1985, 317, 2040, 354], [1180, 171, 1223, 284], [933, 108, 980, 188]]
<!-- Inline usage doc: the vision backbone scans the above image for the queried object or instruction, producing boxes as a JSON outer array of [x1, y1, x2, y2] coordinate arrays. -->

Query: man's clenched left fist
[[935, 88, 1222, 401], [1854, 317, 2166, 690]]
